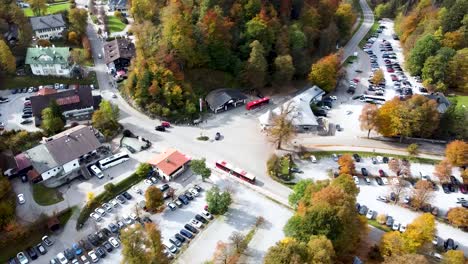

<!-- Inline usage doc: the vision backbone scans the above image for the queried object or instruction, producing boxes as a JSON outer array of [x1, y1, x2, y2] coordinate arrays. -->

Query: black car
[[169, 237, 182, 247], [96, 247, 107, 258], [376, 177, 384, 186], [159, 184, 170, 192], [184, 224, 198, 233], [355, 203, 360, 212], [101, 227, 112, 237], [64, 248, 74, 260], [79, 239, 93, 251], [88, 234, 99, 246], [175, 233, 186, 243], [36, 243, 47, 255], [116, 195, 126, 204], [450, 176, 459, 185], [96, 231, 107, 242], [122, 191, 133, 200], [195, 214, 208, 224], [184, 191, 194, 200], [382, 157, 389, 163], [26, 247, 38, 260], [361, 168, 368, 176], [21, 114, 32, 119], [180, 229, 193, 239], [314, 109, 327, 117], [444, 238, 458, 251], [142, 216, 153, 223], [178, 195, 189, 205], [103, 241, 113, 252], [215, 132, 221, 140], [155, 125, 166, 132], [352, 154, 361, 162], [386, 216, 394, 227], [109, 223, 119, 233], [20, 119, 33, 125], [358, 205, 368, 215], [12, 89, 18, 94], [442, 183, 450, 194], [448, 183, 456, 193]]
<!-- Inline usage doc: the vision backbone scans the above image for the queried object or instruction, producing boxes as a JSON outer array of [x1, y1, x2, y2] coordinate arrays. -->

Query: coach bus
[[215, 160, 256, 184], [246, 97, 270, 110], [98, 152, 130, 170]]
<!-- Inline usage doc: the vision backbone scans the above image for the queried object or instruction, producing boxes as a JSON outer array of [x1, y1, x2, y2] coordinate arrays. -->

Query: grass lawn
[[454, 95, 468, 109], [23, 3, 71, 17], [368, 219, 392, 232], [359, 21, 380, 48], [32, 183, 64, 206], [301, 150, 439, 164], [280, 156, 290, 175], [0, 72, 98, 90], [106, 16, 126, 33]]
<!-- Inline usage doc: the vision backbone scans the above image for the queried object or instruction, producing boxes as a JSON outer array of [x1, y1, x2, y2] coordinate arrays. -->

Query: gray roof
[[205, 89, 247, 110], [30, 14, 66, 31], [25, 144, 57, 174], [425, 92, 451, 113], [44, 125, 101, 165], [104, 38, 135, 64]]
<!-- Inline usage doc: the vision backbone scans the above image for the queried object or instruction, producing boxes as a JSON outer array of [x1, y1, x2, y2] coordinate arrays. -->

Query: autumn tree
[[407, 143, 419, 156], [190, 158, 211, 181], [27, 0, 47, 16], [390, 178, 407, 204], [145, 222, 169, 264], [447, 207, 468, 228], [359, 104, 379, 138], [41, 101, 65, 135], [434, 159, 453, 183], [266, 102, 296, 149], [213, 241, 232, 264], [68, 31, 79, 44], [0, 175, 15, 230], [92, 100, 120, 139], [335, 3, 355, 38], [445, 140, 467, 167], [0, 40, 16, 74], [273, 55, 295, 85], [145, 186, 164, 213], [70, 49, 86, 65], [411, 180, 434, 209], [443, 250, 466, 264], [206, 186, 231, 215], [68, 8, 88, 36], [388, 158, 401, 176], [308, 53, 340, 92], [243, 40, 268, 89], [229, 231, 247, 254], [264, 238, 310, 264], [402, 213, 435, 253], [421, 47, 456, 91], [307, 235, 335, 264], [337, 154, 355, 175], [447, 48, 468, 93], [383, 254, 429, 264], [371, 69, 385, 85], [380, 231, 407, 257], [288, 179, 313, 206], [120, 224, 153, 263]]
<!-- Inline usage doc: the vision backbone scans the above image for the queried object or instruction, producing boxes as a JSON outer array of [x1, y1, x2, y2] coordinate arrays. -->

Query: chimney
[[165, 158, 170, 163]]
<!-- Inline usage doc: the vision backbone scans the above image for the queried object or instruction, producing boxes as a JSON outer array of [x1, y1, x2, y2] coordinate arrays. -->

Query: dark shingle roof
[[205, 89, 247, 110], [29, 14, 66, 31], [104, 38, 135, 64]]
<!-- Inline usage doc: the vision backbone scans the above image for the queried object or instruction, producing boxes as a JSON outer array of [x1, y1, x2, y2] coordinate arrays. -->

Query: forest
[[124, 0, 357, 120]]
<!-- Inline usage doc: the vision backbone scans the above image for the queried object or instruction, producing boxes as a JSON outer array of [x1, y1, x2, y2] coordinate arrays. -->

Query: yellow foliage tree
[[337, 154, 355, 175], [402, 213, 435, 253], [308, 53, 340, 92], [0, 40, 16, 74], [442, 250, 466, 264], [447, 207, 468, 228], [380, 231, 406, 256], [445, 140, 467, 167]]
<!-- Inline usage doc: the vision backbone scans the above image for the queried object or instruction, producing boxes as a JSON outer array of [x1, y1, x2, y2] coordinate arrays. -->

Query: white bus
[[90, 165, 104, 179], [98, 152, 130, 170]]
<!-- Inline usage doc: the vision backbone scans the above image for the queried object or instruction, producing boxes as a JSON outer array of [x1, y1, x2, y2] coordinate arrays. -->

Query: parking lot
[[0, 89, 41, 132], [293, 154, 468, 254]]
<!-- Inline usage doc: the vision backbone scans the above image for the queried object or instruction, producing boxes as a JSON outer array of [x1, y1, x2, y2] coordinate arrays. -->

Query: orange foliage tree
[[337, 154, 355, 175], [447, 207, 468, 228], [445, 140, 468, 167], [359, 104, 379, 138], [308, 53, 340, 92], [433, 159, 452, 183]]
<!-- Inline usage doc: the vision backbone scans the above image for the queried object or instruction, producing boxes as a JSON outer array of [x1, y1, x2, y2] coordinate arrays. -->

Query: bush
[[266, 154, 280, 177], [197, 136, 209, 141], [104, 183, 115, 193], [407, 143, 419, 156]]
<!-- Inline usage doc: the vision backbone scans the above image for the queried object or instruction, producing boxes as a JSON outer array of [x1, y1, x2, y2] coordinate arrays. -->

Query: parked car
[[399, 224, 407, 232], [116, 195, 126, 204], [175, 233, 186, 243], [444, 238, 458, 251], [122, 191, 133, 200], [361, 168, 368, 176], [63, 248, 74, 260], [56, 252, 68, 264], [36, 243, 47, 255], [17, 252, 29, 264], [88, 234, 99, 247], [352, 154, 361, 162], [215, 132, 221, 140], [184, 224, 199, 234], [371, 157, 377, 164], [167, 202, 177, 211], [195, 214, 208, 224], [26, 247, 38, 260], [42, 236, 54, 247], [377, 196, 388, 203], [376, 177, 384, 185], [386, 216, 394, 227], [95, 207, 106, 216], [159, 184, 170, 192], [201, 210, 213, 220], [178, 195, 189, 205], [366, 210, 374, 219], [442, 183, 451, 193], [392, 222, 400, 231], [155, 125, 166, 132], [358, 205, 368, 215], [180, 229, 194, 239], [72, 244, 83, 256], [190, 219, 203, 229], [184, 191, 194, 200], [87, 250, 99, 263], [95, 247, 106, 258], [169, 237, 182, 247], [378, 169, 386, 177], [17, 193, 25, 204], [90, 212, 101, 222], [353, 176, 360, 185], [109, 237, 120, 248]]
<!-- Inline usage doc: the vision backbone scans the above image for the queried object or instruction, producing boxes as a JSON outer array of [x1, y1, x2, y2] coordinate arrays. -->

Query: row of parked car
[[357, 203, 408, 232], [10, 236, 54, 264]]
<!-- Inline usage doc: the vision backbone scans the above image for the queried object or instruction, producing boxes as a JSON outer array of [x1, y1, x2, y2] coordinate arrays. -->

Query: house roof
[[205, 89, 247, 110], [25, 47, 69, 65], [14, 153, 32, 171], [425, 92, 451, 113], [25, 144, 57, 174], [147, 149, 191, 177], [104, 38, 135, 64], [259, 86, 325, 127], [30, 85, 94, 118], [29, 14, 66, 31], [37, 87, 57, 96], [44, 125, 101, 165]]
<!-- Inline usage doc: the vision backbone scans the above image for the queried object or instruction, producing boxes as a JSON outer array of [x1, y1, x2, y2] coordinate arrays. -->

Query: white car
[[190, 219, 203, 228], [352, 176, 359, 185], [102, 202, 112, 212], [54, 83, 60, 90], [376, 196, 388, 203], [329, 96, 337, 100], [164, 242, 178, 254], [88, 250, 99, 263], [110, 199, 119, 207], [399, 223, 407, 232], [167, 202, 177, 211], [150, 177, 158, 184], [108, 237, 120, 248], [90, 212, 102, 222], [310, 155, 317, 163], [144, 179, 153, 185], [391, 178, 400, 185], [432, 236, 438, 245], [376, 156, 383, 163], [123, 215, 133, 225], [80, 255, 90, 264], [189, 188, 199, 197], [56, 252, 68, 264], [17, 193, 25, 204], [364, 177, 371, 184], [392, 222, 400, 231], [132, 186, 142, 194], [382, 178, 389, 185], [130, 213, 138, 220], [17, 252, 29, 264], [95, 207, 106, 216], [366, 210, 374, 220], [202, 210, 213, 220]]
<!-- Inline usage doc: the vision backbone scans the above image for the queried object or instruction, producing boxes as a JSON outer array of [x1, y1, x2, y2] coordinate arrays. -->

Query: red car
[[161, 121, 171, 128], [352, 78, 360, 83], [379, 169, 386, 177], [387, 67, 394, 73], [391, 75, 398, 81]]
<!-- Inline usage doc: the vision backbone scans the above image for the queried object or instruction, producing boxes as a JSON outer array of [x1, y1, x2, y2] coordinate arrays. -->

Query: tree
[[447, 49, 468, 93], [70, 49, 86, 65], [0, 176, 16, 230], [390, 178, 407, 204], [407, 35, 441, 76], [145, 223, 169, 264], [120, 224, 153, 263], [442, 250, 466, 264], [407, 144, 419, 156], [359, 104, 379, 138], [68, 8, 88, 36], [377, 213, 387, 224], [411, 180, 434, 209], [337, 154, 355, 175], [434, 159, 453, 183], [86, 192, 95, 205], [383, 254, 429, 264], [190, 158, 211, 181], [145, 186, 164, 213], [27, 0, 47, 16], [371, 69, 385, 85], [212, 241, 232, 264], [388, 158, 401, 176], [37, 39, 52, 47], [308, 53, 340, 92], [267, 102, 297, 149], [264, 238, 310, 264], [447, 207, 468, 228], [380, 231, 406, 257], [135, 163, 152, 178], [0, 40, 16, 74], [421, 47, 456, 91], [92, 100, 120, 139], [445, 140, 467, 167], [243, 40, 268, 89], [273, 55, 295, 85], [229, 231, 247, 254], [41, 101, 65, 135], [68, 31, 79, 44], [335, 3, 355, 38], [288, 179, 313, 206], [402, 213, 435, 253], [206, 186, 231, 215], [307, 235, 335, 264]]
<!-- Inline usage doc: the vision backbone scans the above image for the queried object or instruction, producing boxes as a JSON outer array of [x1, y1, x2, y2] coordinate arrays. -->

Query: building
[[425, 92, 451, 113], [205, 88, 248, 113], [25, 46, 71, 76], [147, 149, 191, 181], [108, 0, 128, 14], [21, 125, 102, 187], [259, 86, 325, 132], [104, 38, 135, 72], [30, 85, 100, 126], [30, 14, 66, 39]]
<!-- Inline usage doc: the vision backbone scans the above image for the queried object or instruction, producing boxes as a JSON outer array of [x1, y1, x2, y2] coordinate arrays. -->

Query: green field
[[454, 95, 468, 109], [23, 3, 71, 17], [359, 21, 380, 48], [32, 183, 64, 206], [0, 72, 98, 90], [106, 16, 126, 33]]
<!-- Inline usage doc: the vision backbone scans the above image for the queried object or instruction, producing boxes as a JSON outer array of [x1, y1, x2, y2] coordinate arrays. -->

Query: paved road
[[341, 0, 375, 63]]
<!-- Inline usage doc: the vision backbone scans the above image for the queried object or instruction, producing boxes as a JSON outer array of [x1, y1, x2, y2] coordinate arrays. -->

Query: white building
[[30, 14, 66, 39], [25, 46, 71, 77]]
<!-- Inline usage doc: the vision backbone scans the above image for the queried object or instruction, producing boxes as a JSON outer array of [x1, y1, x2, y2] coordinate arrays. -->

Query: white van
[[90, 165, 104, 179], [310, 155, 317, 163]]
